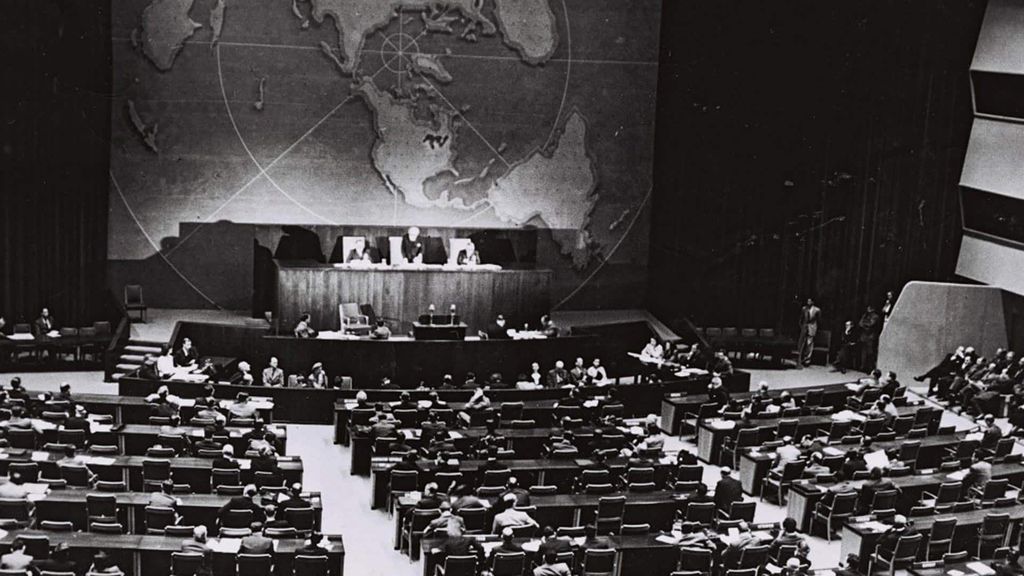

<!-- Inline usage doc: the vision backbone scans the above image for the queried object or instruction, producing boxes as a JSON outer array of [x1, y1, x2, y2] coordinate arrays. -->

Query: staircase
[[110, 339, 165, 382]]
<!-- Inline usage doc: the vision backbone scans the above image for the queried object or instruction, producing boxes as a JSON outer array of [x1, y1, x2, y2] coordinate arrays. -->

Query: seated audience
[[262, 357, 284, 387]]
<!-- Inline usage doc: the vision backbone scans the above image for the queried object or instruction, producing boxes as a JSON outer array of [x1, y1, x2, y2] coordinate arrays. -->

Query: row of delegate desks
[[738, 431, 973, 497], [8, 419, 289, 456], [368, 456, 676, 510], [0, 448, 304, 493], [335, 371, 751, 445], [786, 461, 1024, 534], [695, 404, 925, 464], [0, 529, 344, 576], [397, 490, 688, 552], [16, 388, 275, 424], [32, 486, 324, 534], [0, 332, 112, 363], [841, 503, 1024, 573], [660, 381, 862, 435], [117, 370, 751, 425], [350, 424, 636, 476], [420, 533, 683, 576]]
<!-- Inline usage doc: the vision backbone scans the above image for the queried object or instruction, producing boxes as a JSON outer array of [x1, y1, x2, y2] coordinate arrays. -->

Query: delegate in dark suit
[[401, 234, 424, 263], [714, 475, 744, 512]]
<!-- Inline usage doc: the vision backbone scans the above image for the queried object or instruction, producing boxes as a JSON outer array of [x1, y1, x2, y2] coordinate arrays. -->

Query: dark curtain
[[648, 0, 984, 336], [0, 0, 112, 326]]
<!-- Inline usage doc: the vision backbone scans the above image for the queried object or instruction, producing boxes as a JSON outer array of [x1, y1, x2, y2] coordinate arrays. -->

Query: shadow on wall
[[877, 281, 1009, 382]]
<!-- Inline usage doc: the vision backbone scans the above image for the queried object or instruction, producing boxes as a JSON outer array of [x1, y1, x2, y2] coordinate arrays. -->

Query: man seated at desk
[[261, 357, 284, 387], [345, 237, 378, 264], [307, 362, 329, 388], [34, 307, 58, 336], [456, 239, 480, 265], [875, 515, 918, 558], [174, 338, 199, 367], [370, 319, 391, 340], [146, 385, 182, 417], [484, 314, 512, 340], [401, 226, 424, 264]]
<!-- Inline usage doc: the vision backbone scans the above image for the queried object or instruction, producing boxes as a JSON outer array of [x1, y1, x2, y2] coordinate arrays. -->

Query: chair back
[[60, 465, 92, 487], [38, 520, 74, 532], [434, 472, 463, 493], [440, 555, 477, 576], [237, 553, 273, 576], [831, 491, 858, 516], [936, 481, 962, 504], [684, 502, 715, 525], [7, 429, 36, 449], [981, 512, 1011, 537], [995, 438, 1015, 458], [8, 463, 39, 482], [871, 489, 898, 513], [86, 493, 118, 521], [482, 468, 511, 487], [89, 520, 124, 533], [390, 470, 419, 492], [583, 548, 615, 572], [125, 284, 144, 305], [499, 402, 524, 421], [891, 533, 924, 562], [676, 464, 703, 482], [142, 459, 171, 481], [892, 416, 914, 435], [929, 516, 957, 542], [145, 506, 176, 533], [171, 552, 205, 576], [392, 409, 419, 428], [774, 419, 799, 439], [728, 501, 756, 522], [626, 467, 655, 484], [739, 544, 770, 568], [509, 523, 537, 538], [678, 547, 712, 571], [293, 555, 329, 576], [284, 507, 316, 533], [19, 534, 49, 559], [212, 468, 241, 489], [780, 460, 806, 481], [596, 495, 626, 519], [581, 469, 611, 487], [620, 522, 651, 534], [773, 544, 797, 564], [492, 551, 526, 576], [982, 478, 1009, 500], [222, 508, 254, 529], [350, 408, 375, 426]]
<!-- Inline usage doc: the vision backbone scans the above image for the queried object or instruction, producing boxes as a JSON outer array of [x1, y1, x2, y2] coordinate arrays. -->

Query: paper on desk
[[964, 432, 984, 442], [655, 534, 680, 545], [87, 457, 116, 466], [238, 460, 252, 470], [30, 451, 49, 462], [966, 562, 996, 575], [946, 470, 968, 481], [448, 431, 463, 439], [521, 540, 541, 553], [572, 537, 586, 547], [0, 453, 9, 460], [822, 446, 845, 456], [832, 410, 865, 422], [481, 542, 500, 555], [583, 400, 599, 409], [208, 538, 242, 553], [854, 521, 890, 532], [709, 420, 735, 430], [844, 383, 860, 391], [93, 424, 113, 433]]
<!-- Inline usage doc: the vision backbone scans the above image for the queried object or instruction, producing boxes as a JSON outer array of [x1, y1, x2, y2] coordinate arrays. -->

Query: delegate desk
[[0, 529, 344, 576], [20, 390, 273, 425], [841, 505, 1024, 573], [421, 533, 680, 576], [351, 424, 640, 476], [368, 456, 676, 510], [786, 461, 1024, 533], [34, 488, 323, 534], [737, 431, 970, 497], [695, 405, 924, 464], [0, 332, 112, 364], [272, 259, 551, 337], [97, 423, 289, 456], [334, 372, 751, 444], [398, 490, 686, 550], [660, 381, 861, 435], [911, 560, 1004, 576], [0, 448, 304, 493]]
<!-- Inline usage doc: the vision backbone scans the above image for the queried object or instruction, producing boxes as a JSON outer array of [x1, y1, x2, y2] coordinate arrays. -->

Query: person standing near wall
[[796, 298, 821, 368], [859, 305, 881, 371]]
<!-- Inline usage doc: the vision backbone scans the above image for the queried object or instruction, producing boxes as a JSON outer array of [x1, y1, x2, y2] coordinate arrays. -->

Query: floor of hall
[[1, 365, 1011, 575]]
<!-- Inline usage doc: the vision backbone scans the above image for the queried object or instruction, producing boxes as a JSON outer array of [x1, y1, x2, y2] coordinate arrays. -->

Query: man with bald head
[[401, 226, 424, 264]]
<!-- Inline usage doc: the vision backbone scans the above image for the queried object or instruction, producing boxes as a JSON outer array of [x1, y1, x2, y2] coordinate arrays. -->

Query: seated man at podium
[[401, 226, 424, 264], [456, 239, 481, 266], [345, 237, 375, 264], [483, 314, 511, 340], [293, 314, 317, 338]]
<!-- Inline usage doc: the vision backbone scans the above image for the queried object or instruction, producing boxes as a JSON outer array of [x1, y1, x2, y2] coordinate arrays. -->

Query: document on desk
[[208, 538, 242, 553], [93, 424, 113, 433], [238, 459, 252, 470], [655, 534, 681, 545], [448, 431, 463, 439], [85, 457, 116, 466], [30, 451, 49, 462], [709, 420, 736, 430], [853, 521, 890, 532], [521, 540, 541, 553], [946, 470, 968, 481], [965, 562, 996, 575]]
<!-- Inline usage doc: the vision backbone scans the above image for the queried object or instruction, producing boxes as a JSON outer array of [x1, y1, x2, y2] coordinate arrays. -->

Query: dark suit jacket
[[401, 235, 424, 262], [34, 316, 57, 335], [174, 347, 199, 367], [536, 537, 572, 561], [212, 457, 239, 470], [982, 426, 1003, 450], [219, 496, 264, 522], [714, 477, 744, 512], [64, 416, 92, 435], [486, 322, 511, 340], [439, 535, 484, 560]]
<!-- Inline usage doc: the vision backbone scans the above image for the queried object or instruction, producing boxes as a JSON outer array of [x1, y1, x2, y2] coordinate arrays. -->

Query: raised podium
[[412, 322, 467, 341]]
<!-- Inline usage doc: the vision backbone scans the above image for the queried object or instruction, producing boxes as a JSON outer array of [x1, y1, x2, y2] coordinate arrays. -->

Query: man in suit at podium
[[484, 314, 511, 340], [401, 226, 424, 264]]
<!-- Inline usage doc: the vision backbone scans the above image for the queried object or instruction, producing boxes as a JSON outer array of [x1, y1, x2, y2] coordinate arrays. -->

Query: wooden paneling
[[273, 260, 551, 333]]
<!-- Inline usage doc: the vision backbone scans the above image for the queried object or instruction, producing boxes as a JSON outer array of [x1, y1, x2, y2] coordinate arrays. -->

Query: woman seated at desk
[[456, 239, 481, 265]]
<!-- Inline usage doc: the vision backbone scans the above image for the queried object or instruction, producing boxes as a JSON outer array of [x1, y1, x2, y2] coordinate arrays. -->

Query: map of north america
[[125, 0, 628, 268]]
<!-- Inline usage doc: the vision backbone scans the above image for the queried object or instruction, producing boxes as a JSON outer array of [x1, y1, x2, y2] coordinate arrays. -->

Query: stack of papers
[[709, 420, 736, 430], [655, 534, 681, 544], [208, 539, 242, 553], [854, 521, 891, 532], [965, 562, 996, 575]]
